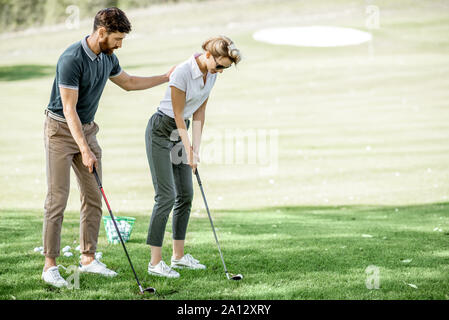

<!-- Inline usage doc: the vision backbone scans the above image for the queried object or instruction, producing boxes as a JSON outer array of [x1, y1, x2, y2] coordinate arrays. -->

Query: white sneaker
[[171, 254, 206, 270], [41, 266, 68, 288], [78, 259, 117, 277], [148, 260, 180, 278]]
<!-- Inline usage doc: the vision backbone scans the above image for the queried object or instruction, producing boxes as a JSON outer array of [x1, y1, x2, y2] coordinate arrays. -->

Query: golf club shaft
[[194, 169, 230, 277], [92, 168, 144, 293]]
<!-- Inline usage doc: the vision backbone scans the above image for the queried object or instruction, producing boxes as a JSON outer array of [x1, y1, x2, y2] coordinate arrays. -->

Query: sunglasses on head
[[212, 56, 231, 70]]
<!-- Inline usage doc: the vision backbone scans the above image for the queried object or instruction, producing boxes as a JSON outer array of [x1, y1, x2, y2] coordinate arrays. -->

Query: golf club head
[[139, 287, 156, 294], [230, 273, 243, 281]]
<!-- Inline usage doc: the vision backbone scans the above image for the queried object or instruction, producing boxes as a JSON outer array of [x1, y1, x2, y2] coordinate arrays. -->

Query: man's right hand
[[82, 148, 98, 173]]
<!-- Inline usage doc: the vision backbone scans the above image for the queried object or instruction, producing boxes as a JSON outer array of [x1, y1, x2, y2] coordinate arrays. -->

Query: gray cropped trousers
[[145, 109, 192, 247]]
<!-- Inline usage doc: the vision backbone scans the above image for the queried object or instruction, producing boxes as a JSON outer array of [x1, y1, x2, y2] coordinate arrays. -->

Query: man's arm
[[60, 87, 97, 173], [110, 66, 175, 91]]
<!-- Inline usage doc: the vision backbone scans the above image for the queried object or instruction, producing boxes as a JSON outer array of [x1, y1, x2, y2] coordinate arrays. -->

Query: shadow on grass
[[1, 202, 449, 299], [0, 64, 54, 81]]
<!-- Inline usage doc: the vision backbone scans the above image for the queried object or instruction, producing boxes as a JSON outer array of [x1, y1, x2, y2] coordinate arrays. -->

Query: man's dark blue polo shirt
[[47, 35, 122, 124]]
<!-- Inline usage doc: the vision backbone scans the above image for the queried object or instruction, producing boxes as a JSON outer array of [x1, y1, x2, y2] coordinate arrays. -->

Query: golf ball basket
[[103, 216, 135, 244]]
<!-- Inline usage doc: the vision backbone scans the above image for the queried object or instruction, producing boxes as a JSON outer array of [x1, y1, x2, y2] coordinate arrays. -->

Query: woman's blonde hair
[[202, 35, 242, 65]]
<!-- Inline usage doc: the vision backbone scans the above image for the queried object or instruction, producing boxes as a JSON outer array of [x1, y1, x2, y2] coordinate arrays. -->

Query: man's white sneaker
[[171, 254, 206, 270], [78, 259, 117, 277], [148, 260, 180, 278], [41, 266, 68, 288]]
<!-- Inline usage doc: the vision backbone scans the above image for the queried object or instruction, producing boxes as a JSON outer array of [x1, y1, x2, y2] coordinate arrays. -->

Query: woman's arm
[[192, 98, 208, 158], [171, 86, 196, 171]]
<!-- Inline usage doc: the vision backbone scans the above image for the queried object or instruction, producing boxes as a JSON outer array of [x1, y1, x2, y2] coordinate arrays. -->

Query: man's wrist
[[80, 146, 91, 154]]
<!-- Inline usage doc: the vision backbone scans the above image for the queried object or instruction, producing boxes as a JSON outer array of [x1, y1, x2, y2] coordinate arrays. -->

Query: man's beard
[[99, 39, 117, 55]]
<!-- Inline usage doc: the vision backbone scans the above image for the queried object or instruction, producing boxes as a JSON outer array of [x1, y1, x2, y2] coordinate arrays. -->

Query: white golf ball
[[62, 246, 71, 253]]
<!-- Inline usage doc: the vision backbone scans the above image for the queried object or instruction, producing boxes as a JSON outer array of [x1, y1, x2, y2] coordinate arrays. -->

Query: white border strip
[[58, 83, 79, 90], [109, 68, 123, 78]]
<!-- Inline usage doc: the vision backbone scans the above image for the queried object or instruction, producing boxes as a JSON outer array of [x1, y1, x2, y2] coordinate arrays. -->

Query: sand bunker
[[253, 26, 372, 47]]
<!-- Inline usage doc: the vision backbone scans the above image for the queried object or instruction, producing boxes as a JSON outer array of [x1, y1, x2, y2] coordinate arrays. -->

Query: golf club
[[92, 167, 156, 294], [194, 169, 243, 281]]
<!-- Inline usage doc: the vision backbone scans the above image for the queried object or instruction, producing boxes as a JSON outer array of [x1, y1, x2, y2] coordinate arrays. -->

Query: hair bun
[[227, 44, 241, 63]]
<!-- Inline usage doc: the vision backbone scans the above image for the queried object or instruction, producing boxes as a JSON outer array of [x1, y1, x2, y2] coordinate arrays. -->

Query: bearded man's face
[[99, 31, 125, 55]]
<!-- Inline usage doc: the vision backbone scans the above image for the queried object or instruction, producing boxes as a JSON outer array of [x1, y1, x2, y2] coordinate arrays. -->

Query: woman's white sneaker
[[148, 260, 180, 278], [171, 254, 206, 270], [78, 259, 118, 277], [41, 266, 68, 288]]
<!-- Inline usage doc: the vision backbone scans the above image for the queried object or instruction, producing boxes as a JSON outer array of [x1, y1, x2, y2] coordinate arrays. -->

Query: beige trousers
[[43, 114, 102, 258]]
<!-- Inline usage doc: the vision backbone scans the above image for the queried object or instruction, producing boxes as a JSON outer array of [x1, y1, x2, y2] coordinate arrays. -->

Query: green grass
[[0, 64, 55, 81], [1, 203, 449, 299], [0, 0, 449, 299]]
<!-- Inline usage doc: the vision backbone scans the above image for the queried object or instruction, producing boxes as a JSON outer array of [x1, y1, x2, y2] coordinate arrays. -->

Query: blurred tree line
[[0, 0, 187, 33]]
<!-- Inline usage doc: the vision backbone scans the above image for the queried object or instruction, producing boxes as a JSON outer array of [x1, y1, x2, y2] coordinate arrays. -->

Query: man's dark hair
[[93, 7, 132, 34]]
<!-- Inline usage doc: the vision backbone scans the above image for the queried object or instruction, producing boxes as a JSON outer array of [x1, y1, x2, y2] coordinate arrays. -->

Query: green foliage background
[[0, 0, 188, 32]]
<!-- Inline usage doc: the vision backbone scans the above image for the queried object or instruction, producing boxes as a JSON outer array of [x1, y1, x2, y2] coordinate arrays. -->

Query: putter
[[194, 169, 243, 281], [92, 167, 156, 294]]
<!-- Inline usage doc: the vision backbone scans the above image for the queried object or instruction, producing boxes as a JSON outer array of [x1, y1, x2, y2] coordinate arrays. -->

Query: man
[[42, 7, 174, 287]]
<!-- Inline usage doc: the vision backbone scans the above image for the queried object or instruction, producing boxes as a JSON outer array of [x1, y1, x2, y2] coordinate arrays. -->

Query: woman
[[145, 36, 242, 278]]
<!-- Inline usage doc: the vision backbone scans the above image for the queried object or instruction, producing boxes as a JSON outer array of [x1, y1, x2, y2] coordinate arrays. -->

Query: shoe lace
[[184, 254, 199, 264], [85, 259, 116, 276], [80, 258, 106, 269], [93, 259, 107, 268], [49, 265, 66, 282], [159, 261, 175, 274]]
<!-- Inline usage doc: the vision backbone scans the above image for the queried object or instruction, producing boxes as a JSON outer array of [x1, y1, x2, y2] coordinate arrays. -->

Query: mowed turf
[[1, 203, 449, 300], [0, 0, 449, 299]]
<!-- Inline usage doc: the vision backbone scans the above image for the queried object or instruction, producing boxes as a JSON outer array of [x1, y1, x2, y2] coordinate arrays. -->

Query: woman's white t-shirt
[[158, 53, 217, 119]]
